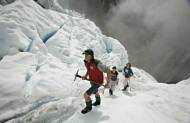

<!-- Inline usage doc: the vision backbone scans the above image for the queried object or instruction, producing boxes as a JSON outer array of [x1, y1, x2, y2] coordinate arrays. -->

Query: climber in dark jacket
[[122, 63, 133, 91]]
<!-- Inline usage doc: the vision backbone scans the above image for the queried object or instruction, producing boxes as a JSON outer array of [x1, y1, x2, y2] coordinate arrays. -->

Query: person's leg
[[112, 81, 117, 91], [109, 88, 113, 95], [122, 78, 129, 91], [127, 78, 131, 91], [84, 92, 91, 102], [81, 99, 92, 114], [111, 81, 117, 95], [81, 83, 95, 114], [109, 81, 114, 95], [91, 83, 101, 106], [81, 92, 92, 114], [93, 92, 101, 106], [84, 82, 94, 102]]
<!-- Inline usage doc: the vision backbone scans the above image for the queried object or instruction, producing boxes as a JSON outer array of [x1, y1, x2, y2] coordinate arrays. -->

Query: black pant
[[86, 82, 100, 96]]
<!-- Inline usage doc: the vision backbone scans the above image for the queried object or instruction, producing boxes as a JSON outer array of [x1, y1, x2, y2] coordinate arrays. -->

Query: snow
[[1, 52, 190, 123], [0, 0, 190, 123], [0, 0, 127, 68]]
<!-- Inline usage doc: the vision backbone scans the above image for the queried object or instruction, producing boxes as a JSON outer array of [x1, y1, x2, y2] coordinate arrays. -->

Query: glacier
[[0, 0, 190, 123]]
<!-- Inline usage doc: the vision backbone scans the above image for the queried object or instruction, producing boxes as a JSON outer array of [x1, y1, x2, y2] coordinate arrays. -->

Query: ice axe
[[74, 69, 90, 81], [74, 69, 81, 81], [74, 69, 109, 94], [74, 69, 108, 86]]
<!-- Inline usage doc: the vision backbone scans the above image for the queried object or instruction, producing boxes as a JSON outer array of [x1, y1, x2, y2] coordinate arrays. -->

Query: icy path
[[63, 89, 181, 123], [1, 53, 189, 123], [13, 79, 190, 123]]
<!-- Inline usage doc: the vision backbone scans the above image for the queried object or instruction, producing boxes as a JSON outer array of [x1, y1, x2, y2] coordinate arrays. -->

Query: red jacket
[[84, 59, 104, 85]]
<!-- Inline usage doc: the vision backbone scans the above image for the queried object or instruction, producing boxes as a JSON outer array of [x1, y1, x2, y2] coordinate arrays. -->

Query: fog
[[106, 0, 190, 83], [57, 0, 115, 33]]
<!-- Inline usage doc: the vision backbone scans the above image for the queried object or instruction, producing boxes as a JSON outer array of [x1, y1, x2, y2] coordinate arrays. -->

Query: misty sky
[[106, 0, 190, 83], [61, 0, 190, 83]]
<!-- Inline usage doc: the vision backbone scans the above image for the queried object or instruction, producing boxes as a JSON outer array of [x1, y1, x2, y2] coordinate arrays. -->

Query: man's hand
[[81, 76, 87, 80]]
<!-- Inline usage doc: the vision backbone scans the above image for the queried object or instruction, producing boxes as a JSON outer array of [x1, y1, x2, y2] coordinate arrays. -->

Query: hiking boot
[[109, 89, 113, 95], [81, 106, 92, 114], [81, 101, 92, 114], [122, 88, 126, 91], [92, 96, 101, 106], [92, 101, 101, 106], [122, 85, 128, 91]]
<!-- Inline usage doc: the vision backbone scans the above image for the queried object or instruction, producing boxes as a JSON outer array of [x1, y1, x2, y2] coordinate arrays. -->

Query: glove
[[81, 76, 87, 80]]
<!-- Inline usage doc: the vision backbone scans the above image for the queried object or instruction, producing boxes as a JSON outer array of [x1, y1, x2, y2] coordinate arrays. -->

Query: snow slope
[[1, 53, 189, 123], [0, 0, 190, 123], [0, 0, 127, 122]]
